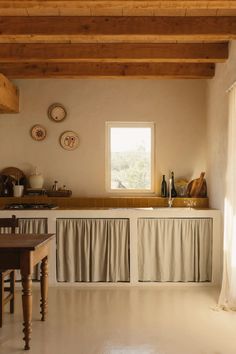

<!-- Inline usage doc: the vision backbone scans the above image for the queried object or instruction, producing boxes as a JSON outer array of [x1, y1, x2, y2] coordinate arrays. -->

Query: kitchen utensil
[[1, 167, 25, 183]]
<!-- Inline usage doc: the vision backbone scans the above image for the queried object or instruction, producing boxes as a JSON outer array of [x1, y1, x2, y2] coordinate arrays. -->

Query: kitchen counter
[[0, 206, 213, 211], [0, 206, 221, 286], [0, 207, 215, 214]]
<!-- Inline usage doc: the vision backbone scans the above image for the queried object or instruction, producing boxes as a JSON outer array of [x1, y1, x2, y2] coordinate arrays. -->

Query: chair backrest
[[0, 215, 18, 234]]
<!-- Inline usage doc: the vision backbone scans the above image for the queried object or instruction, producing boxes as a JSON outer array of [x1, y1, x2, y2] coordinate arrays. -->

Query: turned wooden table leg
[[40, 256, 48, 321], [21, 274, 32, 351]]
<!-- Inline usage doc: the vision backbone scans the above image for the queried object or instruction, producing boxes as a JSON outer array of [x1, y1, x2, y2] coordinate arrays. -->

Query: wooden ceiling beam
[[1, 1, 236, 17], [0, 73, 19, 113], [0, 16, 236, 42], [0, 62, 215, 79], [0, 42, 228, 63]]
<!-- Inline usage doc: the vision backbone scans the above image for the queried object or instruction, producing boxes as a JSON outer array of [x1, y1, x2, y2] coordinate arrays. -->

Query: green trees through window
[[106, 123, 154, 192]]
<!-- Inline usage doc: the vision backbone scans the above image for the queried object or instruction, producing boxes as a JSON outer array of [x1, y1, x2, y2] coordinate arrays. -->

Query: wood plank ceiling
[[0, 1, 236, 79]]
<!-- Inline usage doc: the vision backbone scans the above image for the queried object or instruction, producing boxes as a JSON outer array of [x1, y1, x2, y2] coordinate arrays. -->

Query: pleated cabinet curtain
[[18, 218, 48, 235], [138, 218, 212, 282], [56, 218, 130, 282], [0, 218, 48, 235]]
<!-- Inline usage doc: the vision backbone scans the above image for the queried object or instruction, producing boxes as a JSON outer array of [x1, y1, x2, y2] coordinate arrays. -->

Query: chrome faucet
[[168, 177, 173, 207], [168, 196, 174, 208]]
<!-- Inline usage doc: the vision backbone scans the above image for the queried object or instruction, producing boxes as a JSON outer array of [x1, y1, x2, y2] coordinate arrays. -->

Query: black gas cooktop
[[4, 203, 58, 210]]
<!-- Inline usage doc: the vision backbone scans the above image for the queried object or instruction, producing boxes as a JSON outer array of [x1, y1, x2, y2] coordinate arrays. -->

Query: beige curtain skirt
[[138, 218, 212, 282], [56, 218, 130, 282]]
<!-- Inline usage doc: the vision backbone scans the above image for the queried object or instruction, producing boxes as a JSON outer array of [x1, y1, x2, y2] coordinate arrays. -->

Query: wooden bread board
[[187, 172, 207, 198]]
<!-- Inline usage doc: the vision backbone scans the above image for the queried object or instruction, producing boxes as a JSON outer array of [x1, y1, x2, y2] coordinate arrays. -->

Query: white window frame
[[105, 121, 155, 194]]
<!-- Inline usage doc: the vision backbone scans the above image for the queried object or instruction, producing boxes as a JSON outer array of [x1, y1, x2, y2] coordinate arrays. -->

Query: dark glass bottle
[[161, 175, 167, 197], [171, 171, 177, 197]]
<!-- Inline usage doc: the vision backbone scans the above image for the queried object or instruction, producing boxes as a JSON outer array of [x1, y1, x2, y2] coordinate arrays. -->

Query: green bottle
[[161, 175, 167, 197], [171, 171, 177, 198]]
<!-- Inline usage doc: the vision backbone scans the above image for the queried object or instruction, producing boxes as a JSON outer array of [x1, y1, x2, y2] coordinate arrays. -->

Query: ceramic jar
[[29, 173, 44, 189]]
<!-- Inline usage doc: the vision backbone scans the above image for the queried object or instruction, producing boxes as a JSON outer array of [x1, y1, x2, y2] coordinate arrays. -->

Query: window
[[106, 122, 155, 193]]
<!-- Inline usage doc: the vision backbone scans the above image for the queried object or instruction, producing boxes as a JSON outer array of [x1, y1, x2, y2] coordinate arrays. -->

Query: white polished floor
[[0, 286, 236, 354]]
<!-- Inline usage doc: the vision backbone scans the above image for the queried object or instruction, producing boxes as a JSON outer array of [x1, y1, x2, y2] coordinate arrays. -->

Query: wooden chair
[[0, 215, 18, 327]]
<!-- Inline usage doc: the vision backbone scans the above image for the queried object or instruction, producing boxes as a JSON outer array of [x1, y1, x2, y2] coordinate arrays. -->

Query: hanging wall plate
[[48, 103, 67, 122], [60, 131, 79, 151], [30, 125, 47, 141]]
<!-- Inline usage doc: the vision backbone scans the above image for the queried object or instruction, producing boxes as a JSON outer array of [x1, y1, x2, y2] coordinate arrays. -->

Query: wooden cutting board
[[187, 172, 207, 198]]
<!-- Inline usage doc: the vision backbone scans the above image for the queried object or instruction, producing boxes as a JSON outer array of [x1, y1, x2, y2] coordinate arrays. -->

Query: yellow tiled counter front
[[0, 196, 209, 209]]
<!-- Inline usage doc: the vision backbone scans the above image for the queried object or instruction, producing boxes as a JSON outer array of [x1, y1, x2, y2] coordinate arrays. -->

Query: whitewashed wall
[[0, 79, 207, 196], [206, 41, 236, 210]]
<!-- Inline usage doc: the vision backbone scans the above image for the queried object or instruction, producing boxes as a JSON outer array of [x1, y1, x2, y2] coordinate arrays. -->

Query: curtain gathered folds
[[218, 86, 236, 310], [56, 218, 130, 282], [0, 218, 48, 234], [18, 218, 48, 234], [138, 218, 212, 282]]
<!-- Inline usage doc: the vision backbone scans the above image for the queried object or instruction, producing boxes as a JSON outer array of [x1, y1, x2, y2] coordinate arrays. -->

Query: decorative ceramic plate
[[30, 125, 47, 141], [48, 103, 67, 122], [60, 131, 79, 151]]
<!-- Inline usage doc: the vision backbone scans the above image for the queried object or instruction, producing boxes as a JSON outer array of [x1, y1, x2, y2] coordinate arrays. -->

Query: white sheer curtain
[[218, 85, 236, 309]]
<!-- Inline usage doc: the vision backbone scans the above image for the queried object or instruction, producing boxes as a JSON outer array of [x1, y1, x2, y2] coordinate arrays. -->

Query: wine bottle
[[161, 175, 167, 197], [171, 171, 177, 197]]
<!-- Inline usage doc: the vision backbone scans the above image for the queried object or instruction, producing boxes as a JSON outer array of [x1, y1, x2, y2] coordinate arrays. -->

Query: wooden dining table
[[0, 233, 55, 350]]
